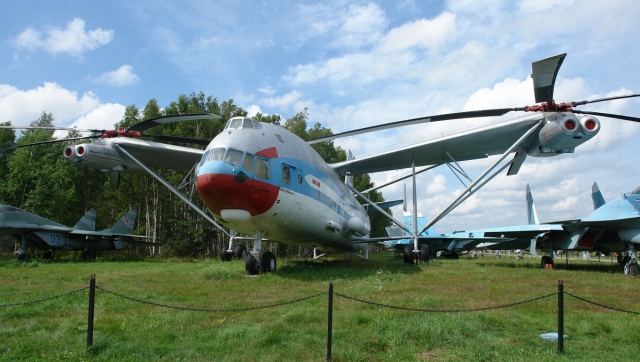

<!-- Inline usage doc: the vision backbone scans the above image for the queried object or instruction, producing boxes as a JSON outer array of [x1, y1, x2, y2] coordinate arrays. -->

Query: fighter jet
[[0, 205, 154, 261], [457, 183, 640, 275]]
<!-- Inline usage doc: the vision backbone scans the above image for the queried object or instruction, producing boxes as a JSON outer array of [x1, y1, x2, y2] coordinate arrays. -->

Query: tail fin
[[525, 183, 539, 225], [591, 182, 606, 210], [404, 211, 436, 236], [102, 207, 137, 234], [73, 209, 96, 231]]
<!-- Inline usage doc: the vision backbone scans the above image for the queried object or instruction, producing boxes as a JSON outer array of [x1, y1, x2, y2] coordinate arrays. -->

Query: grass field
[[1, 252, 639, 361]]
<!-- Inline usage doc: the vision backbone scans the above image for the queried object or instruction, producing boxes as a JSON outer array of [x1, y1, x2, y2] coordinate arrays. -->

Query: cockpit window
[[207, 148, 226, 161], [228, 118, 243, 129], [242, 118, 253, 128], [256, 158, 270, 180], [224, 120, 231, 130], [243, 153, 254, 173], [224, 149, 244, 166], [631, 186, 640, 194]]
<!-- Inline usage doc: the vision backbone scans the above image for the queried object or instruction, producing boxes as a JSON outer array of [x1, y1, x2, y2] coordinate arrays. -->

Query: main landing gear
[[620, 244, 638, 276]]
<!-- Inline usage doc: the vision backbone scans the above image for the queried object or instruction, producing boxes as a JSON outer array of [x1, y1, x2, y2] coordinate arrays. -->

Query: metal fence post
[[327, 281, 333, 361], [558, 279, 564, 354], [87, 274, 96, 348]]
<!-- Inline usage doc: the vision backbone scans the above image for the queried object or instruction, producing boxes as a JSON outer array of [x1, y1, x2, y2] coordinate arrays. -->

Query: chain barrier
[[96, 286, 326, 312], [0, 286, 89, 307], [334, 291, 557, 313], [564, 291, 640, 315]]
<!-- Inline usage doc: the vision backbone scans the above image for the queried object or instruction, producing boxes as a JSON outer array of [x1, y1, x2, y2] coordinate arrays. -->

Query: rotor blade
[[0, 135, 100, 152], [571, 110, 640, 123], [532, 53, 566, 104], [144, 134, 211, 146], [570, 93, 640, 106], [306, 108, 520, 144], [128, 113, 221, 132], [0, 126, 98, 133]]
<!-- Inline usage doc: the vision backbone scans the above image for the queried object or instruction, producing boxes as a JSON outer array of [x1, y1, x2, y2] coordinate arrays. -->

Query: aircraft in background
[[456, 183, 640, 275], [4, 53, 640, 274], [0, 205, 155, 261], [383, 211, 506, 262]]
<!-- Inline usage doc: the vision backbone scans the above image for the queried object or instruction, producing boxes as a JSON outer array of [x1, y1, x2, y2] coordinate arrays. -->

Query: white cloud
[[518, 0, 575, 13], [0, 82, 100, 127], [10, 18, 113, 58], [93, 65, 140, 87], [54, 103, 126, 138], [260, 90, 302, 110], [376, 12, 457, 53], [427, 174, 447, 194], [246, 104, 262, 117]]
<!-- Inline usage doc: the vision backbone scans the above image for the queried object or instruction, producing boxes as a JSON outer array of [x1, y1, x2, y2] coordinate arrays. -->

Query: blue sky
[[2, 0, 640, 233]]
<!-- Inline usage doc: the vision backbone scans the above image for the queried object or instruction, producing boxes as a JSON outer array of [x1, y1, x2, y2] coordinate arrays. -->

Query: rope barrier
[[96, 286, 326, 312], [0, 286, 89, 307], [334, 291, 558, 312], [564, 291, 640, 315]]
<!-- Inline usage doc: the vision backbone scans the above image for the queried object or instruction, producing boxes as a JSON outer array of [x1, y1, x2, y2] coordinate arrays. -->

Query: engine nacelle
[[346, 216, 369, 236], [527, 113, 600, 157], [63, 142, 141, 172]]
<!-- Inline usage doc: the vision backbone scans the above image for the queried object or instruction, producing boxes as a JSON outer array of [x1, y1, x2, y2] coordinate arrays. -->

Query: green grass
[[1, 252, 639, 361]]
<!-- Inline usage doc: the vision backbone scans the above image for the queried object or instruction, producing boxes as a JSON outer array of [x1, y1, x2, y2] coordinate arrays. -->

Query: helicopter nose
[[195, 161, 279, 217]]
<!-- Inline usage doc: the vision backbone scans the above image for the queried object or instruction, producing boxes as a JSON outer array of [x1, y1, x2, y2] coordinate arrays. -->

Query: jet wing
[[475, 224, 565, 239], [111, 137, 205, 171], [330, 113, 544, 175]]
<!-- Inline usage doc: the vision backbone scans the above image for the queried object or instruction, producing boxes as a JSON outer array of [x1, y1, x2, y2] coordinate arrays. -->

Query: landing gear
[[403, 246, 414, 264], [261, 251, 277, 273], [419, 244, 430, 263], [81, 251, 95, 261], [621, 244, 638, 276], [220, 247, 233, 261], [245, 255, 260, 275], [234, 245, 247, 260], [541, 255, 553, 269]]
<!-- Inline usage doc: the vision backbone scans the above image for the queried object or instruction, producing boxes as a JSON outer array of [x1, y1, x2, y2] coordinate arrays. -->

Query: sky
[[1, 0, 640, 233]]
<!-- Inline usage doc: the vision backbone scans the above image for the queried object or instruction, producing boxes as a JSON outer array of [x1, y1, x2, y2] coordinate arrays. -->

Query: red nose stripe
[[196, 173, 279, 216]]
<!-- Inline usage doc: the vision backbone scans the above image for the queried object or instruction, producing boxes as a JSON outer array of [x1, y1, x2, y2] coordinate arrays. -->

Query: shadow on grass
[[276, 254, 423, 281]]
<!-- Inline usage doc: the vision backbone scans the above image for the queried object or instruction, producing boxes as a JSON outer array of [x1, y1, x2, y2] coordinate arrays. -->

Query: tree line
[[0, 92, 388, 258]]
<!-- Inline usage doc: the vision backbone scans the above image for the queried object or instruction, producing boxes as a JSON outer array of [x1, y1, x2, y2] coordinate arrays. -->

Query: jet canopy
[[0, 205, 22, 212]]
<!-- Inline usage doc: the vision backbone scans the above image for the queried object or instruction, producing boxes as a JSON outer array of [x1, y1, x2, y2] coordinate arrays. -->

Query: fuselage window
[[207, 148, 226, 161], [275, 134, 284, 143], [282, 166, 291, 185], [243, 153, 254, 173], [317, 191, 320, 200], [256, 158, 270, 180], [298, 174, 303, 184], [243, 118, 253, 128]]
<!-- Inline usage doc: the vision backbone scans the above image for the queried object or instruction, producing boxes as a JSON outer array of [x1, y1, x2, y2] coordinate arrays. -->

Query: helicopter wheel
[[403, 246, 413, 264], [245, 255, 260, 275]]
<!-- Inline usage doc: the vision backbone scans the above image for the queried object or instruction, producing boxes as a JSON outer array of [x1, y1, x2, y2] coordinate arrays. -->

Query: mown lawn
[[1, 252, 638, 361]]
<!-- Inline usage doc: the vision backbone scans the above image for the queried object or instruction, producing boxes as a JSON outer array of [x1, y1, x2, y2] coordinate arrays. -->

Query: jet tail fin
[[102, 207, 137, 234], [73, 209, 96, 231], [591, 182, 606, 210], [525, 183, 539, 225]]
